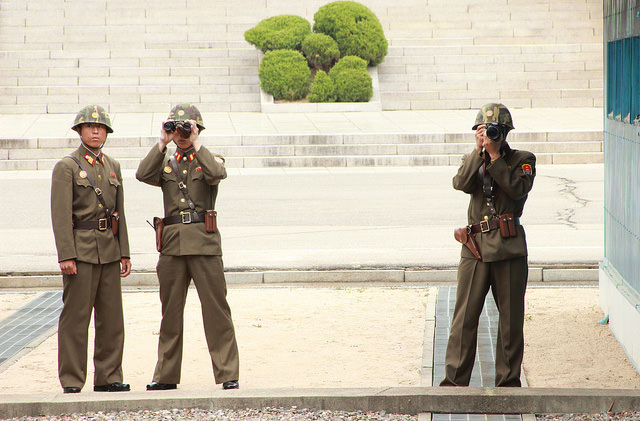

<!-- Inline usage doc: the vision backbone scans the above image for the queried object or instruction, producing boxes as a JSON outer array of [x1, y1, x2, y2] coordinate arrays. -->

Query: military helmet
[[72, 104, 113, 134], [472, 103, 514, 131], [167, 103, 205, 132]]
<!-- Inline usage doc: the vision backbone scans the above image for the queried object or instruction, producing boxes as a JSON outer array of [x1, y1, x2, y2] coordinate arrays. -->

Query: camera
[[163, 121, 191, 134], [485, 123, 502, 141]]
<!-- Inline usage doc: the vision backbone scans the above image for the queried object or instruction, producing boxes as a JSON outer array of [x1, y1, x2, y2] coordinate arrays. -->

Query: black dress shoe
[[94, 382, 130, 392], [222, 380, 239, 390], [146, 381, 177, 390], [63, 386, 81, 394]]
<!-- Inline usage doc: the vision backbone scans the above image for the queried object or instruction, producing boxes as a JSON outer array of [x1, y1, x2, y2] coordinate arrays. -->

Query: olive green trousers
[[440, 256, 528, 387]]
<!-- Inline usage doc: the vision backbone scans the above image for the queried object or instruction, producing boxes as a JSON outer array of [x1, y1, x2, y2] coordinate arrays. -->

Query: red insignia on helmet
[[522, 164, 532, 175]]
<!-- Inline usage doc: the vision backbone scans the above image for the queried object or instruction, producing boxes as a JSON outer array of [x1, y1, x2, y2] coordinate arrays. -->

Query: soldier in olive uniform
[[440, 103, 536, 387], [136, 103, 239, 391], [51, 105, 131, 394]]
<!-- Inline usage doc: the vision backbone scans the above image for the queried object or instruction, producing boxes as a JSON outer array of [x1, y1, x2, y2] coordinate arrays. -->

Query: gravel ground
[[1, 407, 417, 421], [537, 413, 640, 421]]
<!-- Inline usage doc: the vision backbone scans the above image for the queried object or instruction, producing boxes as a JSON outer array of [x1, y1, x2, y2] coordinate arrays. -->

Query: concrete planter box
[[260, 66, 382, 113]]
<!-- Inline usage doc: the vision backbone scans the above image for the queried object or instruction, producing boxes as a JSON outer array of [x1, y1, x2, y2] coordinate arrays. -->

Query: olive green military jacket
[[51, 146, 130, 264], [136, 145, 226, 256], [453, 143, 536, 262]]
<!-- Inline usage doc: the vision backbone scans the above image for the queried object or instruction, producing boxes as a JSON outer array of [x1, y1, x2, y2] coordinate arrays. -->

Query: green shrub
[[301, 33, 340, 72], [313, 1, 388, 66], [333, 68, 372, 102], [259, 49, 311, 100], [244, 15, 311, 52], [308, 70, 335, 102], [328, 55, 367, 79]]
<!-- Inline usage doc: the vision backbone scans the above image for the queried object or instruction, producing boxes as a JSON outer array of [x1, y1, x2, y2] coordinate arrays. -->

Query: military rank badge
[[522, 164, 532, 175]]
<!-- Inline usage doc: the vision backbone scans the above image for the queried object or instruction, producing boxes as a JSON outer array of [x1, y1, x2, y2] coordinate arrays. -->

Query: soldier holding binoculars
[[136, 103, 240, 391]]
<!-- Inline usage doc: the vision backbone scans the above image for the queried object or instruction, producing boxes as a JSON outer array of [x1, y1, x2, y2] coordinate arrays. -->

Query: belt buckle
[[98, 218, 108, 231], [180, 211, 192, 224], [480, 220, 490, 233]]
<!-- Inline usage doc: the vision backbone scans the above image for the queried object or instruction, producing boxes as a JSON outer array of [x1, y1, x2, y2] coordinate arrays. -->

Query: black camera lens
[[163, 121, 176, 132], [485, 124, 502, 141]]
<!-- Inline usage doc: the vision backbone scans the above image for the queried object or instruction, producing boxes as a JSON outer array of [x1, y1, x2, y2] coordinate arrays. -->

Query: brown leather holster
[[111, 211, 119, 236], [205, 210, 217, 233], [153, 216, 164, 252], [454, 227, 482, 260]]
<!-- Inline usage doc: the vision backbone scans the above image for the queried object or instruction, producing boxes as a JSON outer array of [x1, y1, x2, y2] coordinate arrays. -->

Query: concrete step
[[0, 130, 603, 170], [0, 151, 604, 171]]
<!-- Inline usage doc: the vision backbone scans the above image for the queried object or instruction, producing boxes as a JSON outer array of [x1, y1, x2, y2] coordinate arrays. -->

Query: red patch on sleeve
[[522, 164, 532, 175]]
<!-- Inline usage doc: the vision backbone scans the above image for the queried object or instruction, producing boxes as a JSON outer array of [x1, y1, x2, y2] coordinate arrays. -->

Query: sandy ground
[[0, 286, 429, 394], [523, 287, 640, 389], [0, 285, 638, 396]]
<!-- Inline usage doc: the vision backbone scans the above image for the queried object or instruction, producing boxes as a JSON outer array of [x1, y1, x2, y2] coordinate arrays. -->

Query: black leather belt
[[73, 218, 112, 231], [163, 211, 206, 225]]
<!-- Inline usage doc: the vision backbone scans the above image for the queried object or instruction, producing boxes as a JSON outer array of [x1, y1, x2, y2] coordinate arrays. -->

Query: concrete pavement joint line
[[0, 388, 639, 418]]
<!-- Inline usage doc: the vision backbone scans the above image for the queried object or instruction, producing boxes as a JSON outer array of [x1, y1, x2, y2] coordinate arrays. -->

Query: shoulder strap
[[65, 155, 111, 217], [169, 155, 196, 211]]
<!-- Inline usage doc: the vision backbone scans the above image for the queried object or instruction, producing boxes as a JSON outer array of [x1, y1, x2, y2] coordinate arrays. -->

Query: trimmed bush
[[301, 33, 340, 71], [333, 68, 372, 102], [328, 55, 367, 79], [308, 70, 335, 103], [244, 15, 311, 52], [313, 1, 388, 66], [259, 49, 311, 101]]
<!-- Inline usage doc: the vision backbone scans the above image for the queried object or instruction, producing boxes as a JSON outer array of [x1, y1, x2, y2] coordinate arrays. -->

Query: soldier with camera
[[51, 105, 131, 394], [440, 103, 536, 387], [136, 103, 240, 391]]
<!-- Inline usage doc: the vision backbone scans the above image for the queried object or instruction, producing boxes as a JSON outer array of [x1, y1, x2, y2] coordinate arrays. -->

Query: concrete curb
[[0, 267, 600, 289], [0, 387, 638, 418]]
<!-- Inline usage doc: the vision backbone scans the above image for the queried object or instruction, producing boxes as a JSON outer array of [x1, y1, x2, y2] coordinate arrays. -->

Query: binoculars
[[163, 121, 192, 134], [484, 123, 502, 141]]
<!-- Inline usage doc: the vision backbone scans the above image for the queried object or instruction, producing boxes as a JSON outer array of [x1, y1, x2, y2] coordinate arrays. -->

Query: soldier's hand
[[59, 259, 77, 275], [187, 119, 202, 151], [158, 121, 173, 152], [475, 125, 486, 154], [483, 136, 501, 161], [120, 257, 131, 278]]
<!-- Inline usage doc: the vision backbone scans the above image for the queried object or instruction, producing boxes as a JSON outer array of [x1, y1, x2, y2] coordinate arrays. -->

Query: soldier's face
[[80, 123, 107, 151]]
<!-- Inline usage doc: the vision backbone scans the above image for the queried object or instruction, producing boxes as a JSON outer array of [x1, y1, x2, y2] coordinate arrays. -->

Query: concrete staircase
[[0, 0, 602, 113], [0, 0, 603, 168]]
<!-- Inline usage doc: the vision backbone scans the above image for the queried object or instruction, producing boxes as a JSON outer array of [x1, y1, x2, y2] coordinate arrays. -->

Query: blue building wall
[[601, 0, 640, 371]]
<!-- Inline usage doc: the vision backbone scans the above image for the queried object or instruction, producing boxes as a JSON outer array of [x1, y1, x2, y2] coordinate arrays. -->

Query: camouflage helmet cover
[[472, 103, 514, 131], [167, 103, 206, 131], [72, 104, 113, 134]]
